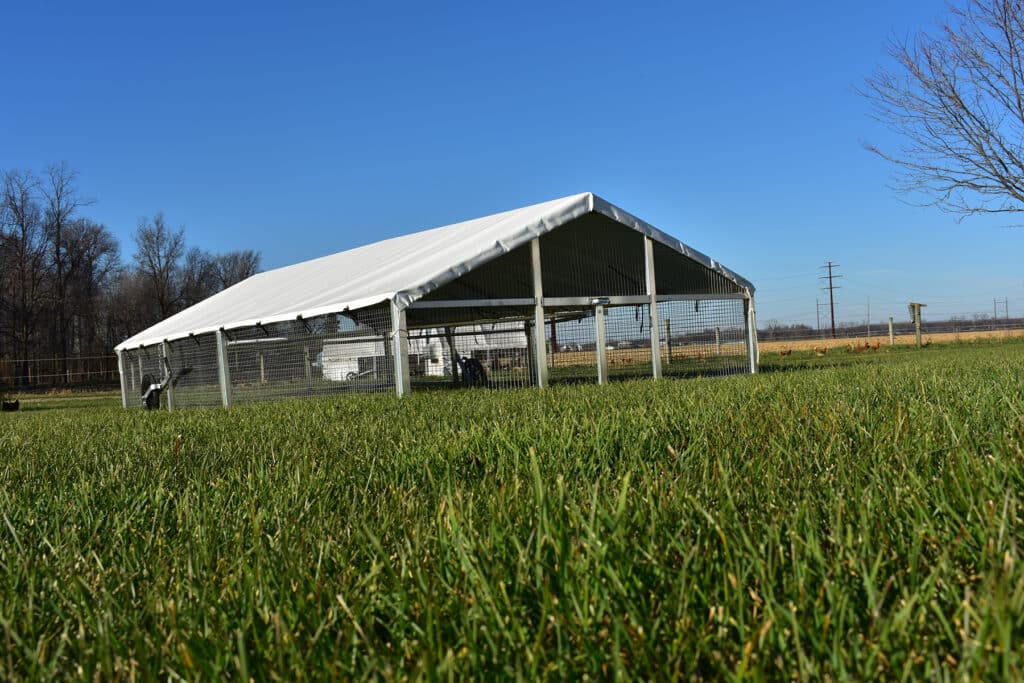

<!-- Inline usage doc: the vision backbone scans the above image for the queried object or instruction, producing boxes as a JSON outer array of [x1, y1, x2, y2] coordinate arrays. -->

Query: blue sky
[[2, 1, 1020, 327]]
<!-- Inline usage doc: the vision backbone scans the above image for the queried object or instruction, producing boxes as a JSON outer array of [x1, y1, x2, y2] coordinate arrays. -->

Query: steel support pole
[[595, 303, 609, 384], [117, 350, 128, 409], [392, 301, 411, 397], [161, 341, 175, 410], [216, 329, 232, 407], [530, 239, 548, 388], [644, 237, 662, 379], [744, 297, 759, 374], [524, 321, 536, 386]]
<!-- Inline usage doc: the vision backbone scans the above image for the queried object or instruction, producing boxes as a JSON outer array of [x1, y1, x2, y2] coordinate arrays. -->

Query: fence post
[[530, 239, 548, 388], [888, 316, 894, 346], [644, 236, 662, 379], [715, 326, 722, 356], [391, 301, 411, 397], [909, 303, 926, 348], [216, 329, 232, 407]]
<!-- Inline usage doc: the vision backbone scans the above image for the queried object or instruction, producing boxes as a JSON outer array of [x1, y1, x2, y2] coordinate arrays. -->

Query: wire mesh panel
[[409, 320, 532, 391], [226, 305, 395, 404], [540, 215, 646, 297], [121, 346, 164, 409], [545, 312, 599, 385], [604, 304, 658, 381], [658, 299, 748, 378], [166, 334, 222, 408]]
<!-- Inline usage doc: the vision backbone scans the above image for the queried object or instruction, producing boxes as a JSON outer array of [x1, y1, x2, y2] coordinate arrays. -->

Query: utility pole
[[819, 261, 841, 338], [816, 298, 821, 334]]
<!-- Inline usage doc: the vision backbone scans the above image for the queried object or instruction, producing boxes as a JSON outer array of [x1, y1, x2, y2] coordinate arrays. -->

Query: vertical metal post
[[117, 350, 128, 409], [744, 297, 758, 374], [259, 352, 266, 384], [216, 329, 232, 407], [524, 321, 536, 386], [888, 316, 895, 346], [595, 303, 609, 385], [530, 239, 548, 388], [643, 237, 662, 379], [161, 341, 175, 410], [392, 301, 411, 397], [714, 326, 722, 356]]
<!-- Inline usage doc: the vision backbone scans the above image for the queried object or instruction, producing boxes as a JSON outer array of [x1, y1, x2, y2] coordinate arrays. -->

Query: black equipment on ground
[[456, 356, 488, 386], [140, 358, 193, 410]]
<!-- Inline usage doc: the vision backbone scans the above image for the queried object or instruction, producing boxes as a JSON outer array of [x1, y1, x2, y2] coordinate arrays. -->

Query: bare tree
[[215, 249, 261, 288], [0, 171, 48, 385], [134, 213, 186, 320], [64, 218, 120, 361], [40, 162, 93, 381], [180, 247, 219, 307], [862, 0, 1024, 216]]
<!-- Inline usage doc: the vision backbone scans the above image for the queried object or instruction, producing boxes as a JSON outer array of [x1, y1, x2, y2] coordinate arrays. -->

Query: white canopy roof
[[116, 192, 753, 351]]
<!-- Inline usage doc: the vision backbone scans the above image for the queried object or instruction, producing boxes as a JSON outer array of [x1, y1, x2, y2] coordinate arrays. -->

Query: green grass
[[1, 340, 1022, 679]]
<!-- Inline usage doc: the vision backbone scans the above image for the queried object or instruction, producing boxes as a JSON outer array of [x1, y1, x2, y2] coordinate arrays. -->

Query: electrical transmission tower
[[819, 261, 841, 338]]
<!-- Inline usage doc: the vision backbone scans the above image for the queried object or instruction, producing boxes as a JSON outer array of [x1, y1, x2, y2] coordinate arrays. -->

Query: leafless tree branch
[[861, 0, 1024, 217]]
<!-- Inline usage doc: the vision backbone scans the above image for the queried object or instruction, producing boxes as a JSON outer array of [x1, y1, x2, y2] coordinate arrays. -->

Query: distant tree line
[[0, 163, 259, 387]]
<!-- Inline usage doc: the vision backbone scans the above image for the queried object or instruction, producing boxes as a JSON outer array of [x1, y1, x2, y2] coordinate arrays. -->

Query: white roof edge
[[115, 192, 753, 351], [114, 294, 395, 351]]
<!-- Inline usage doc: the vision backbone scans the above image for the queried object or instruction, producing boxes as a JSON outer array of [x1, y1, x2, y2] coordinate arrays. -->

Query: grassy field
[[1, 341, 1022, 679]]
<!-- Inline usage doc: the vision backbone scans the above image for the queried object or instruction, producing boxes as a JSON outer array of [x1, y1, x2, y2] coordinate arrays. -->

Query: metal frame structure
[[116, 193, 757, 409]]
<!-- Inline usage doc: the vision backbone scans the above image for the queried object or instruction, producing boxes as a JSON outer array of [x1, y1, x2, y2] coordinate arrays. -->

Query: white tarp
[[116, 192, 754, 351]]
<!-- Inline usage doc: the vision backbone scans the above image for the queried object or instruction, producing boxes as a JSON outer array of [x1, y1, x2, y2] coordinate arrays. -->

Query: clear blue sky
[[3, 1, 1020, 327]]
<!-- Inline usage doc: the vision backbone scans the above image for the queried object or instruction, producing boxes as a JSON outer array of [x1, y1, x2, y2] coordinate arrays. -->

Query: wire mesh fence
[[118, 295, 751, 409], [659, 299, 749, 378], [603, 305, 658, 382], [409, 322, 533, 391], [545, 312, 599, 385], [0, 355, 120, 387], [225, 305, 395, 404], [121, 346, 165, 408], [166, 333, 221, 408]]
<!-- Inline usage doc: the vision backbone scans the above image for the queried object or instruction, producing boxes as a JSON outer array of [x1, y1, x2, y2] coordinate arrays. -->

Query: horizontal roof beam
[[406, 292, 749, 310]]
